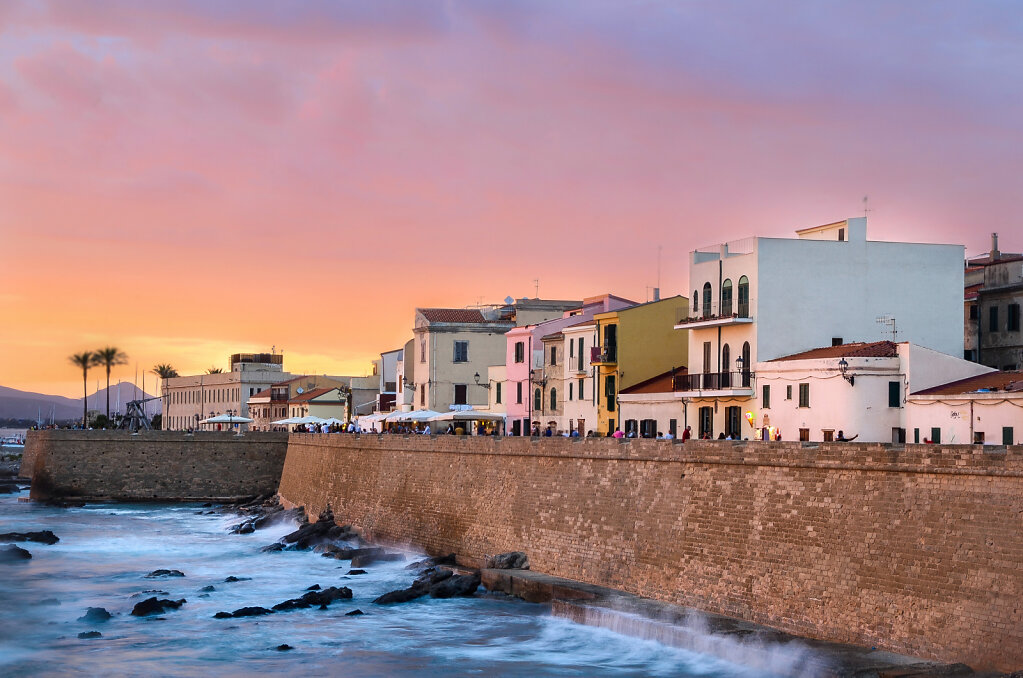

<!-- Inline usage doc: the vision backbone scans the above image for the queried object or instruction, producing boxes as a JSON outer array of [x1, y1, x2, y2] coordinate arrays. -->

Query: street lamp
[[838, 358, 855, 386], [473, 372, 491, 389]]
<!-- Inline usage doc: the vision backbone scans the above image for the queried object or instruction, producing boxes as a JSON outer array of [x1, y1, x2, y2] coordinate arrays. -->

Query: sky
[[1, 0, 1021, 398]]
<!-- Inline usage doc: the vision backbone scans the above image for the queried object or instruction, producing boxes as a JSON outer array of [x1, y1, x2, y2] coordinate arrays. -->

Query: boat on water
[[1, 435, 25, 449]]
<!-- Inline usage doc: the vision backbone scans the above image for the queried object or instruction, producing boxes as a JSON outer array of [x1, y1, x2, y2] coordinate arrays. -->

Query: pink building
[[504, 294, 635, 435]]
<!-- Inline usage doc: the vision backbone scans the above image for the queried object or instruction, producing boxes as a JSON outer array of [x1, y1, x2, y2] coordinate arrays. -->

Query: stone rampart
[[24, 429, 288, 501], [278, 434, 1023, 671]]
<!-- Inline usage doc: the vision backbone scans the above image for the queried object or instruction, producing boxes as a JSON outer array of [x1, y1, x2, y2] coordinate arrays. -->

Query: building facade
[[161, 353, 291, 431], [907, 371, 1023, 445], [675, 217, 965, 439], [560, 320, 599, 436]]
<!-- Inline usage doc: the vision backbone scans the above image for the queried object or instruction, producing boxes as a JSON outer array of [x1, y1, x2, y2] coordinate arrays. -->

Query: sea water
[[0, 491, 762, 678]]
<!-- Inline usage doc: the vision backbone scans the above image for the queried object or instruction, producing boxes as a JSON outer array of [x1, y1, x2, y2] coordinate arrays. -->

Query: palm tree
[[206, 367, 224, 374], [69, 351, 94, 427], [151, 364, 179, 427], [92, 347, 128, 422]]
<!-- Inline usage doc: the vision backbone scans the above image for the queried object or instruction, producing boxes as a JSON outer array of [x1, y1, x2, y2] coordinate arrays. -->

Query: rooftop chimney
[[991, 232, 1000, 261]]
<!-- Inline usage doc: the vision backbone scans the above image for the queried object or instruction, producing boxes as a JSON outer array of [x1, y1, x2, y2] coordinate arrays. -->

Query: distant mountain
[[0, 383, 159, 422]]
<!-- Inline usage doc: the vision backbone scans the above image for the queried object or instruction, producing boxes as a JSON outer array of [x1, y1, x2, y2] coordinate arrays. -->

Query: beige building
[[560, 320, 599, 435], [161, 353, 291, 431], [248, 375, 348, 431], [539, 332, 565, 432], [412, 299, 579, 413]]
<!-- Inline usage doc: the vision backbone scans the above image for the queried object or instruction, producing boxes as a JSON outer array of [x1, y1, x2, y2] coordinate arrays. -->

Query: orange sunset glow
[[1, 1, 1019, 398]]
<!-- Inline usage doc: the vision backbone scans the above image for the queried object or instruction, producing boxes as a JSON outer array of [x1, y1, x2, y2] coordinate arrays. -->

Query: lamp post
[[838, 358, 855, 385], [473, 372, 491, 389]]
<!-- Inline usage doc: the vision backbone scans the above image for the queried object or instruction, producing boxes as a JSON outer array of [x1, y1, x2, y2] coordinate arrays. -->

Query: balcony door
[[698, 406, 713, 439]]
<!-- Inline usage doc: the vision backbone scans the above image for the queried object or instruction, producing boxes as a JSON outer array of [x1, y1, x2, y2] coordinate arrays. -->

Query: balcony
[[674, 299, 754, 330], [673, 370, 755, 396], [590, 346, 617, 365]]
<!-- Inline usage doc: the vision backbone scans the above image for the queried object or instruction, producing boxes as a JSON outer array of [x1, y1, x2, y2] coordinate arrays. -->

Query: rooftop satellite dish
[[296, 387, 304, 394], [504, 296, 514, 305]]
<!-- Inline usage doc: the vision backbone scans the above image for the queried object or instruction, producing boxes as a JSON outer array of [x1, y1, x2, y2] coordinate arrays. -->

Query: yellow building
[[592, 295, 689, 435]]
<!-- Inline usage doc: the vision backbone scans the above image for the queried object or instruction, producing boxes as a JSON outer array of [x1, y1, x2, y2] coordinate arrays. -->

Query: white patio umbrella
[[428, 410, 506, 422], [200, 413, 254, 425], [271, 418, 297, 425], [384, 409, 442, 422], [291, 415, 327, 425], [321, 417, 346, 425]]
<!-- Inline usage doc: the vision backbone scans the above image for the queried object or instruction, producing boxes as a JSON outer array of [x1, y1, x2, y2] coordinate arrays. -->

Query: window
[[1009, 304, 1021, 332], [603, 324, 618, 362], [721, 344, 730, 386], [930, 427, 941, 444], [741, 342, 751, 387], [823, 430, 834, 442], [702, 283, 712, 318], [702, 342, 712, 374], [914, 428, 920, 444], [725, 406, 740, 438], [516, 382, 523, 404], [550, 388, 558, 410], [454, 384, 467, 405], [786, 385, 792, 400], [495, 382, 502, 404], [669, 419, 677, 437], [892, 428, 906, 444], [888, 381, 901, 408], [550, 346, 557, 366], [641, 419, 657, 438], [838, 227, 845, 241], [419, 384, 425, 406], [578, 378, 585, 400], [453, 341, 468, 363], [568, 383, 573, 401], [577, 338, 584, 372], [533, 388, 542, 411], [569, 339, 574, 358], [1003, 427, 1014, 445], [798, 383, 810, 408], [692, 290, 699, 314], [699, 406, 713, 438], [989, 306, 999, 333], [762, 385, 770, 409], [799, 428, 810, 442], [514, 341, 525, 363], [832, 338, 843, 347], [721, 279, 732, 316], [737, 276, 750, 317], [605, 375, 616, 412], [974, 431, 985, 444], [420, 338, 426, 362], [969, 304, 978, 320]]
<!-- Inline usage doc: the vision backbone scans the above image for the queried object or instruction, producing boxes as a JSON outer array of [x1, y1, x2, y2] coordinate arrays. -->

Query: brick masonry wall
[[25, 430, 289, 501], [278, 435, 1023, 671]]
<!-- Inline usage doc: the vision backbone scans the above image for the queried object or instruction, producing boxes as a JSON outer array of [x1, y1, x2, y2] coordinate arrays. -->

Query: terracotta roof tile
[[620, 368, 688, 394], [250, 387, 273, 399], [289, 387, 335, 402], [769, 341, 899, 362], [419, 308, 489, 323], [912, 371, 1023, 396]]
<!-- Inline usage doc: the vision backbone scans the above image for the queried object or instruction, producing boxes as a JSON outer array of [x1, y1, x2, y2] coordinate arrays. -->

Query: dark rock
[[351, 552, 404, 568], [77, 607, 111, 623], [345, 609, 364, 616], [406, 553, 457, 571], [132, 590, 169, 598], [199, 585, 216, 592], [78, 631, 102, 639], [486, 552, 529, 570], [253, 506, 304, 530], [429, 572, 481, 599], [131, 597, 186, 617], [236, 522, 255, 535], [40, 598, 61, 606], [0, 544, 31, 561], [198, 594, 210, 598], [272, 586, 352, 612], [346, 569, 367, 576], [145, 569, 185, 578], [305, 584, 321, 591], [224, 576, 251, 583], [414, 568, 453, 588], [0, 530, 59, 545], [322, 546, 383, 561], [276, 644, 293, 651], [318, 604, 328, 610], [202, 503, 213, 508], [280, 507, 337, 550], [229, 606, 274, 618], [213, 611, 232, 619], [373, 584, 429, 605], [261, 543, 286, 553]]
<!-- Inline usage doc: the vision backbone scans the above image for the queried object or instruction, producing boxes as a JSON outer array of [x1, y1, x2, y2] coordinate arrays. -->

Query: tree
[[92, 347, 128, 422], [69, 351, 94, 427], [151, 364, 179, 428], [206, 367, 224, 374]]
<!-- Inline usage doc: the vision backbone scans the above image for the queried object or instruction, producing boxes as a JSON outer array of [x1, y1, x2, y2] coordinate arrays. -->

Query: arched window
[[738, 276, 750, 317], [534, 388, 542, 411], [721, 279, 733, 316], [721, 344, 731, 388], [702, 282, 712, 318], [692, 290, 699, 314], [742, 341, 751, 387], [550, 388, 558, 410]]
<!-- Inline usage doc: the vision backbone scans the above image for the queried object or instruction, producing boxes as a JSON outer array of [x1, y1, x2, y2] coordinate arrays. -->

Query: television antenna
[[533, 278, 540, 298], [863, 195, 871, 218], [877, 315, 897, 341]]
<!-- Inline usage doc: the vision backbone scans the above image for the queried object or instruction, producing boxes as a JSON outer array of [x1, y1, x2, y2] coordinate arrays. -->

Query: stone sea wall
[[278, 434, 1023, 671], [24, 429, 288, 501]]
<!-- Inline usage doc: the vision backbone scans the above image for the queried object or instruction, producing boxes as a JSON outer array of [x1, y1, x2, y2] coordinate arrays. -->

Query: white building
[[560, 320, 599, 435], [907, 371, 1023, 445], [674, 217, 965, 438], [755, 341, 992, 443], [617, 370, 685, 438]]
